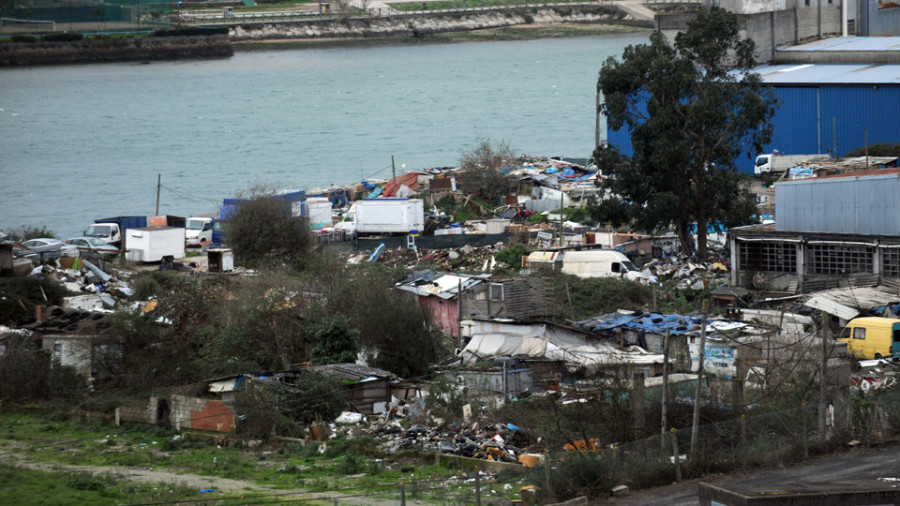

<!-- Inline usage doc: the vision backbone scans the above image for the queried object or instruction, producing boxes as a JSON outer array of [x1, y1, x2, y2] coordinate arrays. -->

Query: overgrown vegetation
[[5, 224, 56, 241], [0, 336, 87, 402], [543, 270, 654, 322], [0, 276, 70, 325], [845, 142, 900, 158], [225, 183, 314, 269]]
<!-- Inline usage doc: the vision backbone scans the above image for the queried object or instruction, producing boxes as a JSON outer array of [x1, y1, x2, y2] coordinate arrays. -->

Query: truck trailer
[[125, 227, 185, 263], [335, 198, 425, 237]]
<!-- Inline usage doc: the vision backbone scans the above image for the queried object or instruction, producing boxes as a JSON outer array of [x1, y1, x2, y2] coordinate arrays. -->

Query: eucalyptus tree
[[591, 7, 777, 258]]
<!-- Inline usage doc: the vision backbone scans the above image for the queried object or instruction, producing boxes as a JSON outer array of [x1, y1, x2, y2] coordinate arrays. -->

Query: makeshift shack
[[313, 363, 398, 415]]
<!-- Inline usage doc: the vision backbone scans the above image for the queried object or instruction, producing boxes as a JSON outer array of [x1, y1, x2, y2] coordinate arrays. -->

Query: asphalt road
[[605, 445, 900, 505]]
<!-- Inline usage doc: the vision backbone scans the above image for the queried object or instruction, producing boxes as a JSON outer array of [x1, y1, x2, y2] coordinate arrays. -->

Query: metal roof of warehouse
[[755, 63, 900, 85], [777, 36, 900, 53]]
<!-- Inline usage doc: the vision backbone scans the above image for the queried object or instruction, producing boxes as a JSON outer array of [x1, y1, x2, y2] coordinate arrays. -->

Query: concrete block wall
[[170, 394, 236, 433], [115, 398, 156, 426], [796, 0, 844, 40]]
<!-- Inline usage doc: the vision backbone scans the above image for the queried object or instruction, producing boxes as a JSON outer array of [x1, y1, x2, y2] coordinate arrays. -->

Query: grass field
[[0, 412, 527, 504]]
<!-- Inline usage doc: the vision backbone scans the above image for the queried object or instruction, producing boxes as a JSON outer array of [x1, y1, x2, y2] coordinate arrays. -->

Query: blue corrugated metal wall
[[607, 84, 900, 175], [821, 86, 900, 157]]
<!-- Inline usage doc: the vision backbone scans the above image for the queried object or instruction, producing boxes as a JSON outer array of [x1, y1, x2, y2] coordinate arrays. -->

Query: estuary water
[[0, 33, 648, 237]]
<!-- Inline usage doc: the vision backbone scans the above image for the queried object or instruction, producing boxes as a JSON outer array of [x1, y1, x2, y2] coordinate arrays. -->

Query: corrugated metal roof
[[777, 36, 900, 53], [756, 63, 900, 85], [395, 271, 486, 299]]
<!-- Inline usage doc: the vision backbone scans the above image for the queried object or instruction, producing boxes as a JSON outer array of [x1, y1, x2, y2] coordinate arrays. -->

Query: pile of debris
[[346, 243, 506, 272], [327, 411, 545, 466]]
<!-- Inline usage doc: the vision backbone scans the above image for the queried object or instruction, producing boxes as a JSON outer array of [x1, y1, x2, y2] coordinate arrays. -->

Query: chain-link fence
[[1, 0, 172, 35]]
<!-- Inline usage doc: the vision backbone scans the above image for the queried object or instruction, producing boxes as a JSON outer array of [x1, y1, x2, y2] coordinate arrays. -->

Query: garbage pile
[[346, 243, 506, 272], [28, 258, 134, 301], [325, 412, 544, 466], [642, 252, 730, 291]]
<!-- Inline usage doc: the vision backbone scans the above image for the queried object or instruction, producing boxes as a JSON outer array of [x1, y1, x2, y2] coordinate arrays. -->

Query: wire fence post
[[474, 468, 481, 506], [399, 483, 406, 506], [670, 429, 681, 482], [801, 402, 809, 459], [690, 299, 709, 465]]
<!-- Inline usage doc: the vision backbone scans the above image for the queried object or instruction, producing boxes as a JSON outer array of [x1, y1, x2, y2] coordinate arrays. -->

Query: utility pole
[[595, 85, 601, 150], [865, 128, 869, 168], [391, 155, 397, 186], [832, 117, 837, 159], [660, 329, 670, 454], [690, 300, 709, 464], [155, 173, 161, 216], [557, 194, 564, 247], [819, 312, 828, 443]]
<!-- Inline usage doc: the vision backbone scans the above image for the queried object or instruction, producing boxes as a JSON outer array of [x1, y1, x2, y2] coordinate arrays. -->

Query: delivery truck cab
[[185, 217, 214, 246], [836, 317, 900, 360]]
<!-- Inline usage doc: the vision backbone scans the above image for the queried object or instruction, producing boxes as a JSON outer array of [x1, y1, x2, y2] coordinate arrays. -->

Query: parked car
[[13, 238, 74, 261], [64, 237, 119, 258]]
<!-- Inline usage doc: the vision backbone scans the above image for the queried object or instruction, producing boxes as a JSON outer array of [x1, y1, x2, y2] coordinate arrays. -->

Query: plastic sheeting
[[579, 312, 699, 335]]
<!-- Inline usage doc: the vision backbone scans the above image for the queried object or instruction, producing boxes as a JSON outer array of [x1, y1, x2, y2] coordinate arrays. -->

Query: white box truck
[[335, 198, 425, 237], [125, 227, 186, 263], [754, 152, 829, 176]]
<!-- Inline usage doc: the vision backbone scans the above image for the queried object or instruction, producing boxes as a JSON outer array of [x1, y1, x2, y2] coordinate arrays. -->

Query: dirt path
[[3, 453, 266, 493], [2, 453, 423, 504]]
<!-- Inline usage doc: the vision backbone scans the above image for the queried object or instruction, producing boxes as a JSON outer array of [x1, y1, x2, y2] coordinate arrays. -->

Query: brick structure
[[170, 394, 235, 433]]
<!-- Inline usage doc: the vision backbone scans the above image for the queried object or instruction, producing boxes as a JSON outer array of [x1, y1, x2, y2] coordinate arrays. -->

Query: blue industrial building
[[606, 61, 900, 175]]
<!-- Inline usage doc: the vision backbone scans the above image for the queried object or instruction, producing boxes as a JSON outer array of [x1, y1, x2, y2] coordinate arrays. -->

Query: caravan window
[[853, 328, 866, 340], [611, 262, 621, 273]]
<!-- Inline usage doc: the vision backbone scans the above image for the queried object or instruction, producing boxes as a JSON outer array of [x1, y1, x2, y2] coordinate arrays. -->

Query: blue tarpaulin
[[580, 312, 699, 335]]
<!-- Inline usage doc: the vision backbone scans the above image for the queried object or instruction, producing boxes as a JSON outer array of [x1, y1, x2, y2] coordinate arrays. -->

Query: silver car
[[14, 238, 74, 261]]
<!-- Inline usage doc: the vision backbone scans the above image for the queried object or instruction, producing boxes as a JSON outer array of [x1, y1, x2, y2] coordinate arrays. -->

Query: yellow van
[[836, 317, 900, 360]]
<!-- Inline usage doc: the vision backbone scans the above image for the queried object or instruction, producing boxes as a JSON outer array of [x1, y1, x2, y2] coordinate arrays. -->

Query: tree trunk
[[696, 217, 708, 261], [676, 220, 695, 257]]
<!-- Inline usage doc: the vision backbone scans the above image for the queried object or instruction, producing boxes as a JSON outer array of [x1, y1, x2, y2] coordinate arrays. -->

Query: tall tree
[[591, 8, 777, 258], [226, 182, 312, 268]]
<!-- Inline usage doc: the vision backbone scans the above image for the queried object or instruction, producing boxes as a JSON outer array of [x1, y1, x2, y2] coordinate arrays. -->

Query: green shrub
[[494, 243, 529, 268], [845, 143, 900, 158], [43, 33, 84, 42], [526, 213, 545, 224], [11, 35, 38, 43], [336, 452, 365, 474], [153, 27, 228, 37], [7, 224, 55, 241]]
